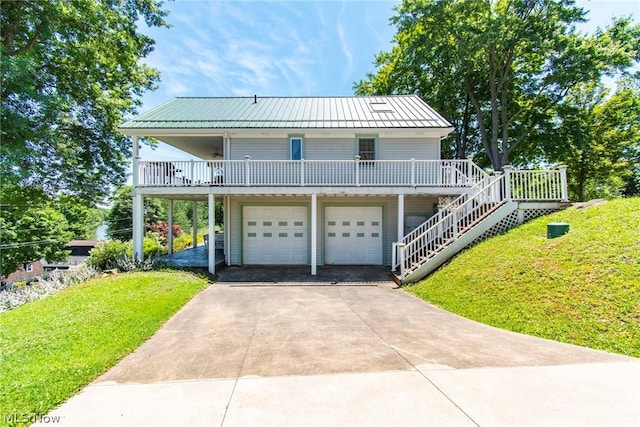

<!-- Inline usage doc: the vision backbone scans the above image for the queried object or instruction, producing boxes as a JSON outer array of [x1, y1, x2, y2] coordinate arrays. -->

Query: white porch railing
[[136, 159, 487, 188], [506, 166, 569, 202]]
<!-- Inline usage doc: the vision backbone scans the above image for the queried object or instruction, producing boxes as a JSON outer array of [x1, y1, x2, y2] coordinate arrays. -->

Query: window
[[25, 263, 33, 273], [290, 137, 303, 160], [358, 138, 376, 161]]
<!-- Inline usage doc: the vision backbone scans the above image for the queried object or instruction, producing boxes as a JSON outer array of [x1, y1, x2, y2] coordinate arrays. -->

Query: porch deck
[[136, 159, 485, 188], [161, 246, 225, 269]]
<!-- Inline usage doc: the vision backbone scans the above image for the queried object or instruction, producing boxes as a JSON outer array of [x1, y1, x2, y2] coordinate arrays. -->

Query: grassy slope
[[0, 271, 209, 423], [408, 198, 640, 357]]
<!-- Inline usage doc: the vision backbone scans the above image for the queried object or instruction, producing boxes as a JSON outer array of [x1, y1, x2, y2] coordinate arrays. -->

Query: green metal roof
[[119, 95, 452, 131]]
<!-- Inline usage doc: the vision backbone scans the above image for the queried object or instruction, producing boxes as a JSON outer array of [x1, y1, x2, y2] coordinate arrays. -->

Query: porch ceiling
[[135, 187, 468, 200], [156, 135, 224, 160]]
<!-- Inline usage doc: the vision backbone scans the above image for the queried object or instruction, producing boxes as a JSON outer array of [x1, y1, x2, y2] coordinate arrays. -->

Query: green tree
[[355, 0, 640, 171], [0, 186, 72, 276], [54, 195, 103, 240], [105, 186, 165, 241], [547, 82, 640, 201], [1, 0, 168, 203]]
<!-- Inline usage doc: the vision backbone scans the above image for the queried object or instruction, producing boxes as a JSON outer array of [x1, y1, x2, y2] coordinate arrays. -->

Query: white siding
[[226, 136, 440, 161], [305, 138, 354, 160], [405, 196, 438, 216], [228, 138, 287, 160], [379, 137, 440, 160]]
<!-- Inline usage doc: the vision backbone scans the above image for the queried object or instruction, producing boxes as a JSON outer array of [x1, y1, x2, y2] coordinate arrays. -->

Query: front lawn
[[408, 198, 640, 357], [0, 271, 209, 425]]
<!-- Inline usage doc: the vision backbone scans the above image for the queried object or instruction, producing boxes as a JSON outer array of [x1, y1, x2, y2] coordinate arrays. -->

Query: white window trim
[[289, 136, 304, 160], [25, 263, 33, 273], [356, 136, 378, 161]]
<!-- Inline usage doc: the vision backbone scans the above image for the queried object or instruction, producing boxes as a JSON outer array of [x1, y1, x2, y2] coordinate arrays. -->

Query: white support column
[[167, 199, 174, 255], [132, 136, 140, 188], [224, 196, 230, 265], [224, 132, 230, 160], [192, 201, 198, 248], [397, 194, 405, 242], [208, 194, 215, 274], [131, 135, 144, 261], [311, 193, 317, 275], [132, 192, 144, 261]]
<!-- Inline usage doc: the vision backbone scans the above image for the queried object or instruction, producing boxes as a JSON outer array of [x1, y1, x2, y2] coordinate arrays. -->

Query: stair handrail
[[399, 174, 491, 246], [396, 174, 506, 277]]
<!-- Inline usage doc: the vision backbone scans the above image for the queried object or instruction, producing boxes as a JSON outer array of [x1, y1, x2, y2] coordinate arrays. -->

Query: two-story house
[[120, 96, 568, 283]]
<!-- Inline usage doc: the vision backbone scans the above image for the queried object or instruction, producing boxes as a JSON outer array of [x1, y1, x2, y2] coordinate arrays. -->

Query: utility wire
[[0, 240, 59, 249]]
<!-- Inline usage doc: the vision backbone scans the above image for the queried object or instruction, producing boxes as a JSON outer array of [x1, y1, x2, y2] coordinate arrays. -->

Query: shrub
[[0, 264, 98, 312], [115, 255, 165, 272], [149, 221, 183, 242], [172, 234, 194, 252], [143, 231, 164, 258], [87, 240, 129, 270]]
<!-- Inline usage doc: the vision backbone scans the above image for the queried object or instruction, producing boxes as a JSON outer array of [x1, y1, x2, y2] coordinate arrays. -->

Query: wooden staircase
[[392, 166, 569, 284]]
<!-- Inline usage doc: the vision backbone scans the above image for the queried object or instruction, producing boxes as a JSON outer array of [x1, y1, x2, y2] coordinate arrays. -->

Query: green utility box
[[547, 222, 570, 238]]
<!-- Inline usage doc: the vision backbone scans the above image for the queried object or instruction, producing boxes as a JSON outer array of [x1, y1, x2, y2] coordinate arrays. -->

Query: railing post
[[410, 158, 416, 186], [133, 157, 141, 187], [301, 158, 305, 186], [244, 155, 251, 186], [452, 208, 459, 240], [559, 164, 569, 202], [189, 159, 195, 186], [492, 171, 503, 203], [467, 156, 474, 185], [449, 161, 457, 187], [392, 242, 397, 272], [502, 165, 512, 201], [355, 155, 360, 186], [398, 243, 406, 278]]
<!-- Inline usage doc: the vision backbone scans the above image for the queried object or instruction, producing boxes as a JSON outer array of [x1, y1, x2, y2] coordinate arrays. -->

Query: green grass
[[0, 271, 209, 424], [408, 198, 640, 357]]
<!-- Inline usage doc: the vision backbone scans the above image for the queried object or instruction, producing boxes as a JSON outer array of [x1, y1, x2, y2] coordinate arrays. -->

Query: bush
[[142, 231, 164, 258], [87, 240, 129, 270], [115, 255, 165, 272], [172, 234, 194, 252], [149, 221, 183, 243], [88, 234, 167, 271]]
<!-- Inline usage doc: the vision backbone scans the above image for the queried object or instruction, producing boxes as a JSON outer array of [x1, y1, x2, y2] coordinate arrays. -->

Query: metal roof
[[119, 95, 452, 130]]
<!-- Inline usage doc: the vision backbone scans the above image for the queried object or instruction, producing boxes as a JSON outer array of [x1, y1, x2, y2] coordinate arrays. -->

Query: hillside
[[408, 198, 640, 357]]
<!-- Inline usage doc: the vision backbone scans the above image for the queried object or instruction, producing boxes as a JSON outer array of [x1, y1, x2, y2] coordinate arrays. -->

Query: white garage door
[[325, 206, 383, 265], [243, 206, 307, 265]]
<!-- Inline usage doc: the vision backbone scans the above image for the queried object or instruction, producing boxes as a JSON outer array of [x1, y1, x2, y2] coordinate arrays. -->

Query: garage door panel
[[325, 206, 382, 265], [243, 206, 307, 265]]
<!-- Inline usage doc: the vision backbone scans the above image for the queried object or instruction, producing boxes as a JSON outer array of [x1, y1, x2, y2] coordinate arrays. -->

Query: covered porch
[[161, 246, 225, 270]]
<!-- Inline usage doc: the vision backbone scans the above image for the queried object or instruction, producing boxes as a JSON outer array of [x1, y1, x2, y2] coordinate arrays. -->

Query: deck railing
[[506, 166, 569, 202], [136, 159, 487, 188]]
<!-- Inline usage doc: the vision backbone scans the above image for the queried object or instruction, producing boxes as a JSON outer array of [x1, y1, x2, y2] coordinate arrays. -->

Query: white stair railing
[[393, 166, 569, 280], [394, 174, 506, 278]]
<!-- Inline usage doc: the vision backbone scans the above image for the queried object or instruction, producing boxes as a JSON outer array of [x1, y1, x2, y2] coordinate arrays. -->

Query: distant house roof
[[119, 95, 452, 131], [68, 240, 99, 247]]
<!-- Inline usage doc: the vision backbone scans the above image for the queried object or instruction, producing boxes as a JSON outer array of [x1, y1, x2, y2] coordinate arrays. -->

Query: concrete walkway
[[48, 282, 640, 426]]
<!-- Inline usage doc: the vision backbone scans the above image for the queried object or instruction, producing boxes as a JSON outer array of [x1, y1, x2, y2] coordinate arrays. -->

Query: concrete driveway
[[49, 277, 640, 426]]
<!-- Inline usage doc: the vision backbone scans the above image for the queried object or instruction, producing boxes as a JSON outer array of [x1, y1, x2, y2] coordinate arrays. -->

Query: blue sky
[[136, 0, 639, 161]]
